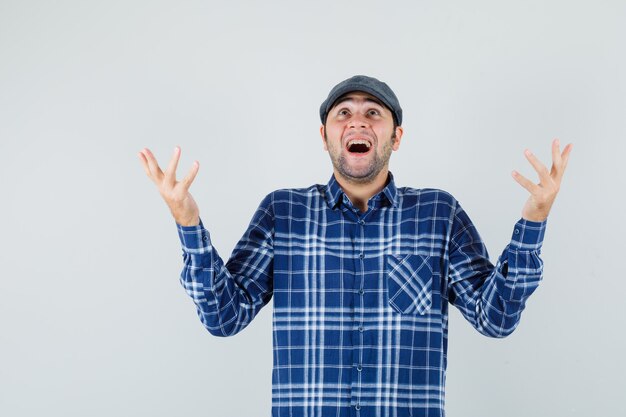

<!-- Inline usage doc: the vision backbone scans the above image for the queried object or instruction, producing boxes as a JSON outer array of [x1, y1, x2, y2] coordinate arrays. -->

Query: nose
[[348, 113, 369, 129]]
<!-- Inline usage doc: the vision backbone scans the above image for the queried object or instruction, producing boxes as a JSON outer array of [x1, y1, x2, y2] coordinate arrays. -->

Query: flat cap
[[319, 75, 402, 125]]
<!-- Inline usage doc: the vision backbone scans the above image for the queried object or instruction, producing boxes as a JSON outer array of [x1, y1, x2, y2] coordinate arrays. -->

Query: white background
[[1, 0, 624, 415]]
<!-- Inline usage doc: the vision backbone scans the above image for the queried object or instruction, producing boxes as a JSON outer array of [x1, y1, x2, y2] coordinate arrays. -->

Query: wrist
[[174, 214, 200, 227], [521, 215, 547, 222]]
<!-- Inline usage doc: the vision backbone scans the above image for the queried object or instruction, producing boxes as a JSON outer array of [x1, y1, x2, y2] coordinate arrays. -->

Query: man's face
[[321, 92, 403, 184]]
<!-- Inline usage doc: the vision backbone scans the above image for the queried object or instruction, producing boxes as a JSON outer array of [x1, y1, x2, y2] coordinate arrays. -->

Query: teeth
[[347, 139, 371, 148]]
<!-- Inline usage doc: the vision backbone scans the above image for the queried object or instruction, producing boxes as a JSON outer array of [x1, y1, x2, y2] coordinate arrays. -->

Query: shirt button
[[358, 326, 364, 332], [355, 404, 361, 410], [514, 229, 520, 235], [358, 220, 365, 225], [359, 253, 364, 259], [202, 235, 209, 241], [359, 289, 364, 296], [357, 365, 363, 371]]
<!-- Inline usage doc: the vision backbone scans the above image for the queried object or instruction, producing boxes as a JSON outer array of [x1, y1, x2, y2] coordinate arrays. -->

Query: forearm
[[178, 219, 269, 337], [449, 208, 547, 337]]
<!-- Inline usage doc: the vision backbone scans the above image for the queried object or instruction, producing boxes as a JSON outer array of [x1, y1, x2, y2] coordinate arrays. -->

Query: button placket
[[353, 215, 366, 414]]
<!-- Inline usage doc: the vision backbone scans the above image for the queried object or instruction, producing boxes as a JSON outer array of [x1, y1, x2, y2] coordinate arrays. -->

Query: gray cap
[[319, 75, 402, 125]]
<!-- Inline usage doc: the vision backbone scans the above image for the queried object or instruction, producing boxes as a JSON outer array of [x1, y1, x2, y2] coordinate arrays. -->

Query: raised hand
[[511, 138, 573, 222], [138, 146, 201, 226]]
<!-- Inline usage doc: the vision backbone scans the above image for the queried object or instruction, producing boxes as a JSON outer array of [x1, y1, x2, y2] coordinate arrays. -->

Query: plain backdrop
[[1, 0, 624, 416]]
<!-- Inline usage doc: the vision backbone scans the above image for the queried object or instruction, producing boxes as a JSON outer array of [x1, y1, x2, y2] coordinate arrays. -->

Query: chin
[[341, 168, 380, 183]]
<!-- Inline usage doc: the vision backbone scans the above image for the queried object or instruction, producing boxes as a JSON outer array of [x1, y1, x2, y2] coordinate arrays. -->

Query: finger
[[551, 138, 562, 165], [142, 148, 165, 182], [561, 143, 573, 169], [137, 152, 152, 179], [180, 161, 200, 190], [511, 170, 539, 194], [524, 149, 551, 184], [556, 143, 573, 181], [164, 146, 181, 185], [550, 138, 562, 177]]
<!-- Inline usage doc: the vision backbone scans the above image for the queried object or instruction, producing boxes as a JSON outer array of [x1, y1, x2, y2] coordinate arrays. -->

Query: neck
[[334, 168, 390, 213]]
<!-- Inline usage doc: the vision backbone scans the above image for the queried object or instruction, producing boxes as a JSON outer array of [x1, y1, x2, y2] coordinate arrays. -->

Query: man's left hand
[[512, 138, 573, 222]]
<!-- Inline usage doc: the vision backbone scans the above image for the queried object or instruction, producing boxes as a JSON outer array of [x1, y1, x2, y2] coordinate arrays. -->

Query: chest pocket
[[386, 254, 433, 315]]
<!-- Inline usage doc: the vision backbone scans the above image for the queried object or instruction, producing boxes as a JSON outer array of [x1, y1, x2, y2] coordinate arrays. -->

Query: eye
[[367, 109, 380, 116], [337, 109, 350, 116]]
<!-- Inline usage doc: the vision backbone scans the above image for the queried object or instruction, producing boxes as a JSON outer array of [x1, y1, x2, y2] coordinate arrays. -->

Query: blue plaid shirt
[[177, 173, 547, 417]]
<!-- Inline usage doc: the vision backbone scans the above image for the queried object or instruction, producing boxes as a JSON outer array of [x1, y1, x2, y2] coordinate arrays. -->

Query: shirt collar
[[324, 172, 399, 209]]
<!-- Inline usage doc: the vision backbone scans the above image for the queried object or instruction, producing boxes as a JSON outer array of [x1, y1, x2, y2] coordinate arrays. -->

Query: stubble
[[324, 130, 396, 185]]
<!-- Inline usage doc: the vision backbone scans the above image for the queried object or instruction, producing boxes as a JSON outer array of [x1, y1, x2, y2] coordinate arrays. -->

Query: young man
[[138, 75, 572, 417]]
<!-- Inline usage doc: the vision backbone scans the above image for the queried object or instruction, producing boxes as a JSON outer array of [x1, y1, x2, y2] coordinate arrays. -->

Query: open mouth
[[346, 138, 372, 154]]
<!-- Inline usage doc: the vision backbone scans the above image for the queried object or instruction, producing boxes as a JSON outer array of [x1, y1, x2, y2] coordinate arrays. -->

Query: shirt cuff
[[509, 217, 547, 251], [176, 217, 212, 254]]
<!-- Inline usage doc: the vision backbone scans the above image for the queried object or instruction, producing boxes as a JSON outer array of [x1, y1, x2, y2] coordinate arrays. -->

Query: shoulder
[[259, 184, 326, 211], [267, 184, 322, 200], [265, 184, 324, 203], [396, 186, 458, 210]]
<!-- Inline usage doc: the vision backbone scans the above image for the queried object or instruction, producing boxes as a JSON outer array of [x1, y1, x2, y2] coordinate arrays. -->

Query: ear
[[392, 126, 403, 151], [320, 124, 328, 151]]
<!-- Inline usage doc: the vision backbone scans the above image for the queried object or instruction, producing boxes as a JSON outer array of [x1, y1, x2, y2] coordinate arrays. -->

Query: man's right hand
[[138, 146, 201, 226]]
